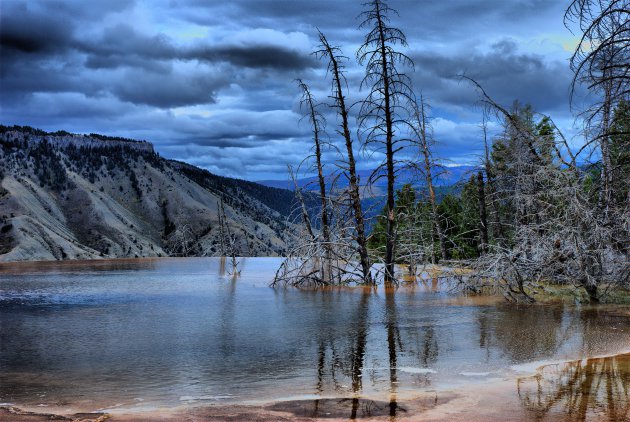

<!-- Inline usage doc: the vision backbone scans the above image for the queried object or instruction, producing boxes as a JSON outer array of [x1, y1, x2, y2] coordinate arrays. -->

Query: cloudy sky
[[1, 0, 586, 181]]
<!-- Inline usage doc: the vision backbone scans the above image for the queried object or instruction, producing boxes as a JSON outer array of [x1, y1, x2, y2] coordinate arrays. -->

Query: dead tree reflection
[[218, 268, 237, 358], [385, 283, 403, 416], [313, 287, 372, 396], [518, 354, 630, 422], [350, 288, 372, 418], [309, 284, 410, 418]]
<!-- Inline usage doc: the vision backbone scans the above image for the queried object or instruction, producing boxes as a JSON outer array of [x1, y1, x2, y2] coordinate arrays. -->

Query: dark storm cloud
[[166, 110, 307, 148], [0, 0, 577, 179], [110, 68, 226, 107], [0, 1, 135, 56], [180, 0, 560, 42], [1, 2, 317, 105], [411, 39, 572, 113], [0, 4, 74, 57], [77, 25, 316, 71], [79, 24, 178, 68], [189, 45, 317, 70]]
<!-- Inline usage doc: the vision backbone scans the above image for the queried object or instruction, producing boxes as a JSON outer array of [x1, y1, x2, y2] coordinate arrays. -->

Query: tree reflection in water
[[309, 284, 408, 419], [518, 354, 630, 421], [297, 278, 630, 420], [385, 282, 403, 417], [7, 258, 630, 417]]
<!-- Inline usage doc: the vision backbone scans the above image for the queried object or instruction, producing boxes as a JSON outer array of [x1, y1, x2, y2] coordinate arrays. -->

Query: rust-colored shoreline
[[0, 256, 185, 270], [0, 256, 266, 267]]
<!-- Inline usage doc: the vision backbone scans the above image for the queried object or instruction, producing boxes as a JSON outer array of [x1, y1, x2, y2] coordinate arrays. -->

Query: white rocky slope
[[0, 127, 298, 262]]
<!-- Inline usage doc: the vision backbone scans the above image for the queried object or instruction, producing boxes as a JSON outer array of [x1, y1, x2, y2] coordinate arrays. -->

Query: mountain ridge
[[0, 125, 303, 262]]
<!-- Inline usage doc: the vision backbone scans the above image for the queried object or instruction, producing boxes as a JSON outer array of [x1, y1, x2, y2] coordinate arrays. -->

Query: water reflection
[[476, 305, 568, 362], [1, 257, 630, 417], [218, 271, 237, 358], [350, 288, 370, 395], [310, 285, 404, 419], [385, 283, 401, 417], [350, 329, 381, 419], [311, 287, 375, 417], [268, 397, 405, 419], [518, 354, 630, 421], [299, 284, 630, 419]]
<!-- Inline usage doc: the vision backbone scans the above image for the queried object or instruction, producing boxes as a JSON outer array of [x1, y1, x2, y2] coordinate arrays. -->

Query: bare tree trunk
[[318, 33, 373, 284], [416, 98, 447, 261], [375, 0, 396, 283], [599, 79, 613, 220], [219, 199, 239, 275], [477, 171, 489, 254], [358, 0, 414, 283], [289, 164, 315, 241], [217, 202, 225, 255], [298, 81, 333, 281]]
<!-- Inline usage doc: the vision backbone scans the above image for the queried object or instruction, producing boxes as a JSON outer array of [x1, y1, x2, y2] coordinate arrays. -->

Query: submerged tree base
[[272, 256, 377, 287]]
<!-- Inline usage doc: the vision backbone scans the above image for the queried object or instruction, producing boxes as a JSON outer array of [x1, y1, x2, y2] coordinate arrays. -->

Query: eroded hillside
[[0, 126, 300, 261]]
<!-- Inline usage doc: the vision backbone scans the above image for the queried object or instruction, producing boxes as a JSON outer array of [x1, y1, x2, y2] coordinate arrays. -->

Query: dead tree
[[357, 0, 414, 283], [273, 164, 325, 287], [411, 97, 447, 263], [316, 32, 373, 284], [218, 199, 240, 275], [565, 0, 629, 218], [565, 0, 629, 109], [167, 224, 195, 256], [297, 80, 333, 280], [217, 202, 226, 255], [273, 98, 350, 287], [289, 164, 316, 242], [465, 77, 629, 303]]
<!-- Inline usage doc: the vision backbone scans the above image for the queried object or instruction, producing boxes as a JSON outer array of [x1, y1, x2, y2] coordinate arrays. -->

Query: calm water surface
[[1, 257, 629, 416]]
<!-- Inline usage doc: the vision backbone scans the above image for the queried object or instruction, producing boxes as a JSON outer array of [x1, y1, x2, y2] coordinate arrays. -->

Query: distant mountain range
[[258, 163, 478, 228], [257, 165, 478, 193], [0, 125, 307, 262]]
